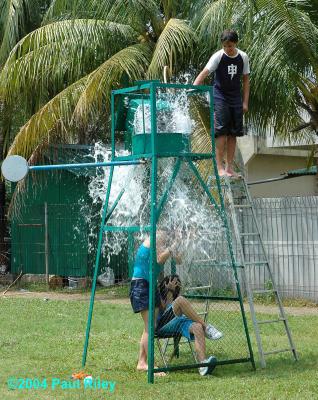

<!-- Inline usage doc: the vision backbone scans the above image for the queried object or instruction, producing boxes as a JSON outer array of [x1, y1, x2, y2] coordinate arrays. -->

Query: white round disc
[[1, 155, 29, 182]]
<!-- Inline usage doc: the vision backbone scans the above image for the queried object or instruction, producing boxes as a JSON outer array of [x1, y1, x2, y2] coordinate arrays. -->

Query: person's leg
[[214, 101, 230, 176], [225, 135, 237, 175], [137, 308, 166, 376], [225, 105, 243, 176], [137, 310, 149, 370], [172, 296, 206, 328], [189, 322, 206, 362], [172, 296, 223, 340], [216, 135, 227, 176]]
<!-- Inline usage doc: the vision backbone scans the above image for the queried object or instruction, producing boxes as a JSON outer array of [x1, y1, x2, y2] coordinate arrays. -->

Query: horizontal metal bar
[[247, 175, 289, 185], [184, 295, 240, 301], [257, 319, 286, 325], [244, 261, 268, 266], [154, 358, 252, 373], [103, 225, 151, 233], [17, 224, 43, 227], [186, 285, 211, 291], [157, 83, 212, 91], [113, 153, 214, 161], [233, 204, 252, 208], [263, 348, 293, 356], [191, 261, 244, 268], [29, 160, 143, 171], [240, 233, 259, 237]]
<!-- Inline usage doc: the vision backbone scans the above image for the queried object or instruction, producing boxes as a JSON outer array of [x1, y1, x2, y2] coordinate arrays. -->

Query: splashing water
[[86, 91, 225, 274]]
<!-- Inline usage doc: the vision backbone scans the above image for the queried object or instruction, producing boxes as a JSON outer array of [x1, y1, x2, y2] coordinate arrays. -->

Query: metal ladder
[[222, 176, 298, 368]]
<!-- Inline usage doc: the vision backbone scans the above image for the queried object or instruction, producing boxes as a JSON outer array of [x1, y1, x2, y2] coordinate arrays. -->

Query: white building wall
[[246, 155, 316, 197]]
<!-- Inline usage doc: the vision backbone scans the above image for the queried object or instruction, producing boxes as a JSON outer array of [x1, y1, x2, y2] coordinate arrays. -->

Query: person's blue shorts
[[156, 305, 194, 340], [130, 278, 161, 313]]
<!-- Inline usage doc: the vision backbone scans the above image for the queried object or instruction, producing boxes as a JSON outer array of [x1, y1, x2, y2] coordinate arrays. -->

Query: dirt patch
[[2, 290, 130, 304], [2, 290, 317, 316]]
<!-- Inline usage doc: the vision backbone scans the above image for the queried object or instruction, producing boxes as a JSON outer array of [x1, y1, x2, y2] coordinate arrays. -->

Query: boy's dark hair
[[220, 29, 238, 43], [159, 274, 181, 301]]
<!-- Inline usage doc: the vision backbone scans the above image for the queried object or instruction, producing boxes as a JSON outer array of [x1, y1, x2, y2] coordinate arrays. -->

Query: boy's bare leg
[[215, 135, 227, 176], [190, 322, 206, 362], [225, 136, 239, 176], [173, 296, 206, 328]]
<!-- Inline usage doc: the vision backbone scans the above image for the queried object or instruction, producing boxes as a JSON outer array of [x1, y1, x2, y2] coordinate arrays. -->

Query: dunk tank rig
[[1, 81, 297, 383]]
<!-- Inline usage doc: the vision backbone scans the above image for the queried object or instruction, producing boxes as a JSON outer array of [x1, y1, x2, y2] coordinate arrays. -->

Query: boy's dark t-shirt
[[205, 49, 250, 106]]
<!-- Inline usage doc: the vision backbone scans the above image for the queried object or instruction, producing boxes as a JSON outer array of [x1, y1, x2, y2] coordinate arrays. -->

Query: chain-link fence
[[5, 196, 318, 301], [250, 196, 318, 302]]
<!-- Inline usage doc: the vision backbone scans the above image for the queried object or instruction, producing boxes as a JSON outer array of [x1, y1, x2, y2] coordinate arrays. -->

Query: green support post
[[82, 166, 114, 367], [148, 82, 158, 384]]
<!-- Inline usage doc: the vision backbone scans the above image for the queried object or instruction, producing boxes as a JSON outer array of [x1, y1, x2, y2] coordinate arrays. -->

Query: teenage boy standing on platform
[[194, 29, 250, 177]]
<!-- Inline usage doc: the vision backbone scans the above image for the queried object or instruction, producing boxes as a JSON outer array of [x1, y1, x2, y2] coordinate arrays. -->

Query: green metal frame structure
[[81, 81, 255, 383]]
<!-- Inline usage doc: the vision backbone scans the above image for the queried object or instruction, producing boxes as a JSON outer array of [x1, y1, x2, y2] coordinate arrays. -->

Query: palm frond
[[147, 18, 195, 79], [0, 19, 138, 105], [255, 0, 318, 69], [73, 43, 153, 122], [7, 77, 88, 158], [195, 0, 237, 47], [43, 0, 100, 23], [0, 0, 40, 65], [98, 0, 160, 34], [188, 96, 215, 181], [247, 1, 318, 140]]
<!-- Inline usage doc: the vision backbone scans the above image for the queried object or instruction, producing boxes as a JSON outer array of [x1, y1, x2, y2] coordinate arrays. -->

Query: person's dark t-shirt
[[205, 49, 250, 106]]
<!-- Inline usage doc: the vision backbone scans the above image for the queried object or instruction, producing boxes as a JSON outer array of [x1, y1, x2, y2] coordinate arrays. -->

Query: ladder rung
[[192, 262, 233, 268], [240, 233, 259, 237], [245, 261, 268, 266], [257, 318, 286, 325], [263, 348, 293, 356], [233, 204, 252, 208]]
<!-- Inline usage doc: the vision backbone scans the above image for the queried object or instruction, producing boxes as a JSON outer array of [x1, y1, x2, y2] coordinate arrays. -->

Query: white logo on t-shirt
[[228, 64, 237, 79]]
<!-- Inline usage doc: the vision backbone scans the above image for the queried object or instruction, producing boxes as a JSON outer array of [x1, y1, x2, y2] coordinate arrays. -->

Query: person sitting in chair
[[156, 274, 223, 376]]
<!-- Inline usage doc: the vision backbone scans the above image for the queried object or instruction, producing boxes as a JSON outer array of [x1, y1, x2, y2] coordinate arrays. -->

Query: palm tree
[[0, 0, 49, 269], [0, 0, 198, 159], [195, 0, 318, 142]]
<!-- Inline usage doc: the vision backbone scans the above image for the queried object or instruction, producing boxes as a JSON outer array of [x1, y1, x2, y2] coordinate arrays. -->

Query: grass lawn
[[1, 295, 317, 400]]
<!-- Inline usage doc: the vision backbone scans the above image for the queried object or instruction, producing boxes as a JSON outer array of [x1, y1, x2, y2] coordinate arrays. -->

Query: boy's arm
[[193, 68, 210, 86], [194, 51, 222, 86], [242, 74, 250, 113]]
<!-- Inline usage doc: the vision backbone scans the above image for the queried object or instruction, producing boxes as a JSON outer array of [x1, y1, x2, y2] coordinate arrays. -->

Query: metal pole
[[148, 82, 158, 384], [44, 202, 49, 286], [29, 160, 143, 172], [82, 166, 114, 367]]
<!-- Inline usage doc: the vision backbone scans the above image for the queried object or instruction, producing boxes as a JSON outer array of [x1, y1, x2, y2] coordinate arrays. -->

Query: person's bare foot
[[225, 169, 241, 178], [137, 364, 166, 377], [218, 169, 227, 177]]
